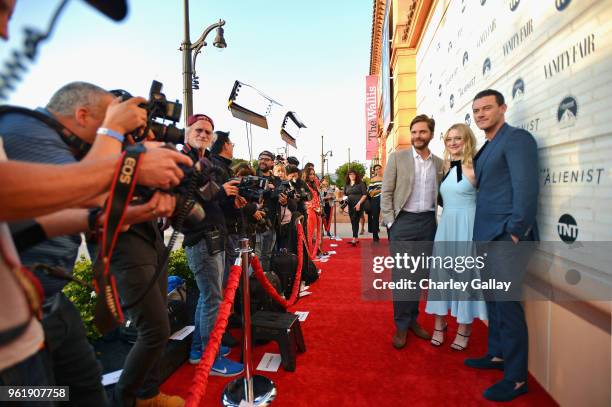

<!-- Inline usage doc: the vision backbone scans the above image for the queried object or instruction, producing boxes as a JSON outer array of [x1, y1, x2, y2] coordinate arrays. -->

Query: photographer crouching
[[180, 115, 244, 376]]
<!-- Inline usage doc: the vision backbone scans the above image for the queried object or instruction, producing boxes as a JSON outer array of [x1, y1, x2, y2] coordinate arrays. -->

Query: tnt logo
[[556, 0, 571, 11], [557, 214, 578, 243], [509, 0, 520, 11]]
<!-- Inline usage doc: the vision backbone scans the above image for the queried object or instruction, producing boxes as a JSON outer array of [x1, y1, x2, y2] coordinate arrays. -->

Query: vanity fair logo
[[544, 34, 595, 79], [503, 19, 533, 56], [509, 0, 520, 12], [512, 78, 525, 101], [556, 0, 571, 11], [477, 19, 496, 48], [558, 96, 578, 128], [557, 214, 578, 243], [482, 58, 492, 77]]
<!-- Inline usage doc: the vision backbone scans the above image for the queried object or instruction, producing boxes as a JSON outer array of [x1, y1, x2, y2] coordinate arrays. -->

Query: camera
[[235, 176, 269, 201], [111, 80, 184, 144], [278, 180, 301, 200]]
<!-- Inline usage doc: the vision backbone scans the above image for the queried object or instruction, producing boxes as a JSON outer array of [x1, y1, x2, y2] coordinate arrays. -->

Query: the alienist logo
[[541, 167, 604, 186], [482, 58, 492, 77], [512, 78, 525, 101], [557, 214, 578, 243], [463, 51, 469, 66], [509, 0, 520, 12], [519, 117, 540, 132], [449, 94, 455, 109], [558, 96, 578, 128], [503, 19, 533, 56], [465, 113, 471, 126], [556, 0, 571, 11], [544, 34, 594, 79]]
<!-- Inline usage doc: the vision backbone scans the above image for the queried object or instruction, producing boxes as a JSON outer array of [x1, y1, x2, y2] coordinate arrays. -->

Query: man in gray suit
[[381, 114, 444, 349]]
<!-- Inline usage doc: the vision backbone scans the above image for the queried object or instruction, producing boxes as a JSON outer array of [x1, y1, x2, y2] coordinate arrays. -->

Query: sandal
[[450, 331, 471, 351], [430, 323, 447, 347]]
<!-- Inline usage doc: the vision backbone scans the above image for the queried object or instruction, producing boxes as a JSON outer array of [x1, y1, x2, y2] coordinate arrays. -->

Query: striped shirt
[[368, 179, 382, 198]]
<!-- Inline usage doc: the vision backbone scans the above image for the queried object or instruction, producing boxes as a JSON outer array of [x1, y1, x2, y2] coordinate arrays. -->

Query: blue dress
[[425, 165, 487, 324]]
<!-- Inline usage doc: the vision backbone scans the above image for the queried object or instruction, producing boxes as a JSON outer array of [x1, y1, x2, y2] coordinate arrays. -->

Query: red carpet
[[162, 238, 558, 406]]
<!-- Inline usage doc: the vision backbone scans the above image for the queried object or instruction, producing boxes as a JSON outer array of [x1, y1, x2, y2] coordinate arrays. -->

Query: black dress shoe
[[464, 355, 505, 370], [483, 379, 528, 402]]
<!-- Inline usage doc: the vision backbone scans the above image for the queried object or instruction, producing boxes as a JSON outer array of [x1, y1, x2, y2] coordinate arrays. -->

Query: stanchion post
[[222, 239, 276, 406]]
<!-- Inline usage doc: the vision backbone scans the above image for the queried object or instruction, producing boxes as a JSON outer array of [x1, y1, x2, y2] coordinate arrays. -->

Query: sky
[[0, 0, 372, 174]]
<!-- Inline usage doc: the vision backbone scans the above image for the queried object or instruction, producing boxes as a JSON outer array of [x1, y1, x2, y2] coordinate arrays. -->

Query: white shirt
[[402, 149, 437, 213]]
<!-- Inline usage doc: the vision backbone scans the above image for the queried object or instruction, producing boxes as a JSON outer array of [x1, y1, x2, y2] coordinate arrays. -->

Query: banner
[[365, 74, 379, 160]]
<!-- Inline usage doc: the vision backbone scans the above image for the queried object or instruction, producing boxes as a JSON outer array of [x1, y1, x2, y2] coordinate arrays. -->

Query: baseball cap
[[187, 114, 215, 129]]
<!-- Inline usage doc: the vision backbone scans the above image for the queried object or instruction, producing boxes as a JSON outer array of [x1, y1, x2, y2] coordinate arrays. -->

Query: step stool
[[251, 311, 306, 372]]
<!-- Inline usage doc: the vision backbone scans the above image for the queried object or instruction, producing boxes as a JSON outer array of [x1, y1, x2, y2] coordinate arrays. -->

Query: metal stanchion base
[[222, 375, 277, 406]]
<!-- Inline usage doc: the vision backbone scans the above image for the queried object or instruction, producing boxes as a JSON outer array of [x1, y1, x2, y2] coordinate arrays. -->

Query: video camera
[[111, 80, 183, 144], [235, 175, 269, 201]]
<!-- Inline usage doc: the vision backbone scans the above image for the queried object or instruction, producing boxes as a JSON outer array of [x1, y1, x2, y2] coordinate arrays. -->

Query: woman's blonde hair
[[273, 163, 286, 177], [443, 123, 477, 167]]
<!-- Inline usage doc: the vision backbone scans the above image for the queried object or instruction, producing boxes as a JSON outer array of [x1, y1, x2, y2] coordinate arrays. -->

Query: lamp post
[[320, 134, 332, 180], [180, 0, 226, 126]]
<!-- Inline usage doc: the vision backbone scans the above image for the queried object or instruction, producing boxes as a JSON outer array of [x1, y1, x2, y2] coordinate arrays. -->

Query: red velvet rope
[[186, 263, 242, 407], [250, 222, 305, 308]]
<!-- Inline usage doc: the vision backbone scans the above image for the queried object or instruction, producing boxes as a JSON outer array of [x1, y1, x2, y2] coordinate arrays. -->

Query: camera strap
[[93, 144, 145, 334]]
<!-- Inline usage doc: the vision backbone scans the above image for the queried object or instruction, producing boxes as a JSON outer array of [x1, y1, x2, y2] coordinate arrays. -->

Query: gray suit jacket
[[380, 147, 444, 226]]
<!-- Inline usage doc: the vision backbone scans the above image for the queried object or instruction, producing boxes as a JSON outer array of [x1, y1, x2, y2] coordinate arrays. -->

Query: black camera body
[[236, 176, 269, 201], [111, 80, 184, 144], [339, 196, 349, 210], [278, 180, 300, 200]]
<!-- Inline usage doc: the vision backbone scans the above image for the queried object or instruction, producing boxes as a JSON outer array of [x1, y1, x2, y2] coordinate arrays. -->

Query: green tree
[[334, 162, 366, 189]]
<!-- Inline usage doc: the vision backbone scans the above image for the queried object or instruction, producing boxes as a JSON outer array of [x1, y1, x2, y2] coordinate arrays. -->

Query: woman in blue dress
[[425, 123, 487, 351]]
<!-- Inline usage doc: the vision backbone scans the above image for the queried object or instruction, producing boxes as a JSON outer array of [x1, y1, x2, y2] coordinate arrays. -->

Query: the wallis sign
[[365, 75, 379, 160]]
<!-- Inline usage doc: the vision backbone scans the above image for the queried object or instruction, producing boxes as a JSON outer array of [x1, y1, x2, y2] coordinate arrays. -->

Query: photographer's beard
[[258, 162, 271, 175]]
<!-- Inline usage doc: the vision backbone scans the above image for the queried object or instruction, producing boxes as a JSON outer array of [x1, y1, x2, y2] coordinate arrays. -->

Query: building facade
[[369, 0, 611, 405]]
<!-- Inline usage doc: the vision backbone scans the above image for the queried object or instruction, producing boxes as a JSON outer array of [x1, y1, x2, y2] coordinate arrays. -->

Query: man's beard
[[259, 163, 270, 173], [189, 138, 207, 150]]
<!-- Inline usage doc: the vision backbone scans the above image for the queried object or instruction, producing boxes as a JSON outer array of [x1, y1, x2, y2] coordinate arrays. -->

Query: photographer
[[209, 131, 252, 284], [254, 150, 289, 271], [180, 114, 244, 377], [0, 81, 182, 406]]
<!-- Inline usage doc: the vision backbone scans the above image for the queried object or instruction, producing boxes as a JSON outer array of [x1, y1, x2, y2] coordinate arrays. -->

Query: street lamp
[[180, 0, 227, 126]]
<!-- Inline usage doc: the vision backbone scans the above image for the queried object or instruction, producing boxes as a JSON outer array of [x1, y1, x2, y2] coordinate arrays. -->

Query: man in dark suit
[[465, 89, 539, 402], [381, 115, 444, 349]]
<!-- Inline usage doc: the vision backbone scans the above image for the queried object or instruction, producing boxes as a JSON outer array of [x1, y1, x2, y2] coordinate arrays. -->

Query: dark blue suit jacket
[[473, 123, 539, 242]]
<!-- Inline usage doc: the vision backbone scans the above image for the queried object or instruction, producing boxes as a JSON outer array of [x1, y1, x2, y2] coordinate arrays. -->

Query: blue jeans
[[185, 238, 225, 355], [254, 228, 276, 272]]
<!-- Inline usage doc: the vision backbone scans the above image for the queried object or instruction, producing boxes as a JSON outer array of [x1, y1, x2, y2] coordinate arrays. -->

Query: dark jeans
[[323, 204, 332, 233], [389, 211, 436, 331], [348, 205, 363, 238], [367, 196, 381, 235], [42, 293, 109, 406], [0, 351, 53, 406], [112, 229, 169, 407]]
